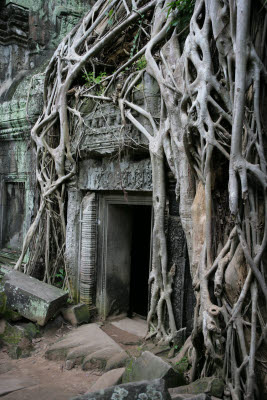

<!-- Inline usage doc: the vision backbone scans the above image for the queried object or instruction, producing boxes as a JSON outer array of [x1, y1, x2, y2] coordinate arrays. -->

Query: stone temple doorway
[[97, 194, 152, 319]]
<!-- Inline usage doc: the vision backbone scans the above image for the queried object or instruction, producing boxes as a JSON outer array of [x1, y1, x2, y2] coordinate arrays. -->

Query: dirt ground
[[0, 318, 152, 400]]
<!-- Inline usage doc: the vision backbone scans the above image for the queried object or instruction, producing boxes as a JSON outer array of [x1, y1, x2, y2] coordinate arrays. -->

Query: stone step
[[111, 317, 147, 337], [45, 323, 124, 370]]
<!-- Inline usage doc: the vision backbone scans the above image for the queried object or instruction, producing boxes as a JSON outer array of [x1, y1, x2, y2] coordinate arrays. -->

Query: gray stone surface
[[86, 368, 125, 393], [61, 303, 90, 326], [122, 351, 185, 388], [173, 328, 187, 350], [168, 378, 224, 398], [105, 351, 130, 371], [71, 378, 171, 400], [0, 376, 36, 397], [111, 317, 147, 338], [170, 395, 211, 400], [45, 323, 124, 370], [0, 267, 68, 326]]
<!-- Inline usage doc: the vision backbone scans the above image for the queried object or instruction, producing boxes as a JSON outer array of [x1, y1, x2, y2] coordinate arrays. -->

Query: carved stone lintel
[[78, 158, 152, 192]]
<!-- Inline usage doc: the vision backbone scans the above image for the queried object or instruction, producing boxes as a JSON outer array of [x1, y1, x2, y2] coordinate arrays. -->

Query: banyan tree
[[14, 0, 267, 398]]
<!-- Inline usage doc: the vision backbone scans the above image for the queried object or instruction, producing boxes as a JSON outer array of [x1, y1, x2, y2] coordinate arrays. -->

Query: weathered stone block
[[0, 267, 68, 326], [0, 322, 26, 345], [0, 321, 39, 344], [86, 368, 125, 393], [45, 323, 123, 369], [173, 328, 187, 350], [71, 378, 171, 400], [170, 395, 211, 400], [0, 321, 37, 358], [122, 351, 185, 388], [169, 377, 224, 398], [105, 350, 130, 371], [61, 303, 90, 326]]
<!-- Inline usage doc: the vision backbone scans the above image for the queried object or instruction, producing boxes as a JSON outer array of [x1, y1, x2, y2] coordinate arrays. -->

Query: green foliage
[[122, 358, 134, 383], [83, 71, 107, 87], [174, 356, 191, 374], [167, 0, 195, 32], [55, 267, 65, 288], [129, 14, 145, 59], [134, 55, 147, 70], [107, 9, 114, 26], [130, 32, 140, 59], [82, 70, 107, 95]]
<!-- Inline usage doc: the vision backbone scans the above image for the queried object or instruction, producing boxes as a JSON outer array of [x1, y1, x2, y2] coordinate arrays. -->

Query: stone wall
[[0, 0, 91, 100], [0, 0, 91, 262]]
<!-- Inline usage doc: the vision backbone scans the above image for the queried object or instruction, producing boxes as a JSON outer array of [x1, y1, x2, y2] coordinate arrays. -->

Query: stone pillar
[[80, 193, 97, 310]]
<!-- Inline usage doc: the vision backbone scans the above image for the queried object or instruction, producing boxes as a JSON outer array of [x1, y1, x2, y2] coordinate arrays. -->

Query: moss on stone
[[173, 356, 190, 375], [23, 322, 40, 339], [0, 321, 39, 346], [0, 292, 7, 315], [0, 323, 25, 345], [122, 358, 134, 383], [2, 309, 22, 322]]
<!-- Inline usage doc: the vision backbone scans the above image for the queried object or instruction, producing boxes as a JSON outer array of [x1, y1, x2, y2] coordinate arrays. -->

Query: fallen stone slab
[[0, 266, 68, 326], [71, 378, 171, 400], [45, 323, 124, 370], [61, 303, 90, 326], [122, 351, 185, 388], [168, 377, 224, 398], [86, 368, 125, 393]]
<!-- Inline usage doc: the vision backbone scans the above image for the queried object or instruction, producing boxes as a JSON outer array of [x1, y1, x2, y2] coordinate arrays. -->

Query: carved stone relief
[[78, 158, 152, 192], [76, 103, 149, 155]]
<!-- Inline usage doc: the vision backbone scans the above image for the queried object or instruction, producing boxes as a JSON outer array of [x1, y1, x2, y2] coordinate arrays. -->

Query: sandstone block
[[105, 350, 129, 371], [170, 394, 211, 400], [71, 378, 171, 400], [86, 368, 125, 393], [169, 377, 224, 398], [122, 351, 185, 388], [0, 266, 68, 326], [62, 303, 90, 326], [45, 323, 123, 369]]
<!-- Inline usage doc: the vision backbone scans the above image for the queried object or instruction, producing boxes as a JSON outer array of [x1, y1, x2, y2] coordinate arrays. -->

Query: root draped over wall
[[15, 0, 267, 398]]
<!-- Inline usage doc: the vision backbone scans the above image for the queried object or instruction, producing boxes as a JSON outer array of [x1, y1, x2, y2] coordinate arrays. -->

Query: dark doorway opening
[[2, 182, 25, 250], [104, 202, 152, 319], [129, 205, 152, 318]]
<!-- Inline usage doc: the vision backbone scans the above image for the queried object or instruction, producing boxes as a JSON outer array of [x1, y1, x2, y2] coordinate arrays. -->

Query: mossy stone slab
[[0, 267, 68, 326]]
